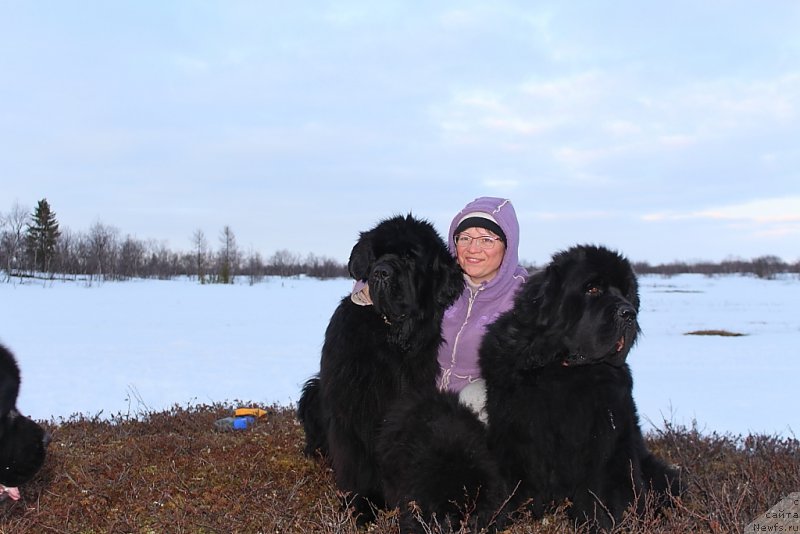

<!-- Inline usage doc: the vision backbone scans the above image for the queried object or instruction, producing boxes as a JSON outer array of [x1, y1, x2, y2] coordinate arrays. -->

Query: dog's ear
[[503, 267, 566, 371], [431, 251, 465, 309], [626, 270, 641, 312], [532, 264, 563, 328], [347, 233, 375, 281]]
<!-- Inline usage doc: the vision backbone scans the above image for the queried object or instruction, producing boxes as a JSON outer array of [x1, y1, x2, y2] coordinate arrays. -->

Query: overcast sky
[[2, 2, 799, 265]]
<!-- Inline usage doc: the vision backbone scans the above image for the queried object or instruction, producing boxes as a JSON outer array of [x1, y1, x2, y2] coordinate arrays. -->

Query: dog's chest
[[522, 365, 634, 440]]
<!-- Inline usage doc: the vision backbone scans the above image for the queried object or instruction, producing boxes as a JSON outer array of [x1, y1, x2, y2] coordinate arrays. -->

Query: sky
[[2, 1, 799, 266]]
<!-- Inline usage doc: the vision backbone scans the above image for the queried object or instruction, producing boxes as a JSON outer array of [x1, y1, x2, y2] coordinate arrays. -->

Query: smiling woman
[[437, 197, 528, 399]]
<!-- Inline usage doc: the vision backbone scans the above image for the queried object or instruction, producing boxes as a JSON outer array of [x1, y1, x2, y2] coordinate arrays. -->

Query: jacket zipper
[[441, 285, 482, 389]]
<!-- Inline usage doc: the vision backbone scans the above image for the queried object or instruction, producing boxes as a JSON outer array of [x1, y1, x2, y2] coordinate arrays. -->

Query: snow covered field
[[1, 273, 797, 437]]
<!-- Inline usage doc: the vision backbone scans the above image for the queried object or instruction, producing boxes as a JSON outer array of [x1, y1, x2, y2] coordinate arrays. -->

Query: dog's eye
[[586, 285, 602, 296]]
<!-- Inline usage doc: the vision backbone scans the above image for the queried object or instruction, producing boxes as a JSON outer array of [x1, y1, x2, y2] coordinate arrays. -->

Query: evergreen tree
[[26, 198, 61, 273]]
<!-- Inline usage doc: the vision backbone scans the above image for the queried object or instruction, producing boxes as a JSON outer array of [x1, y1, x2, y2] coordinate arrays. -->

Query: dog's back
[[296, 376, 327, 459]]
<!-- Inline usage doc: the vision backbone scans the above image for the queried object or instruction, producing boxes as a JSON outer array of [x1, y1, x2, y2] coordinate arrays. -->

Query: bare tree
[[118, 235, 146, 280], [73, 231, 93, 279], [268, 249, 301, 277], [146, 240, 180, 280], [0, 202, 31, 280], [87, 222, 119, 281], [192, 229, 210, 284], [217, 226, 239, 284], [52, 228, 80, 280], [305, 252, 348, 279], [245, 248, 265, 285], [752, 255, 784, 279]]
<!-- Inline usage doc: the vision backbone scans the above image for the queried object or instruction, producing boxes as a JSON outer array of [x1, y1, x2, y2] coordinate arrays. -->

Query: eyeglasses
[[454, 234, 503, 250]]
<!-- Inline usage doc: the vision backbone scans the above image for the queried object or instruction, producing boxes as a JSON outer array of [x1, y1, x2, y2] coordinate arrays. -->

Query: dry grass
[[1, 404, 797, 533]]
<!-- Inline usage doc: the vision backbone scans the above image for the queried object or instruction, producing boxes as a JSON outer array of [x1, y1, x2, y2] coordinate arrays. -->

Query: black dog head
[[348, 214, 464, 331], [0, 345, 50, 490], [490, 245, 640, 371], [543, 245, 640, 367]]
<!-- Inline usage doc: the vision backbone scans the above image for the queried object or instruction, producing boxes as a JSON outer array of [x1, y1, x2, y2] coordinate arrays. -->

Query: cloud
[[172, 54, 210, 74], [604, 120, 642, 137], [482, 179, 520, 192], [519, 70, 608, 103], [439, 8, 483, 29], [642, 196, 800, 223], [433, 68, 800, 163], [694, 196, 800, 223], [532, 210, 618, 221], [483, 117, 550, 135], [431, 71, 610, 148], [642, 197, 800, 239], [646, 74, 800, 140]]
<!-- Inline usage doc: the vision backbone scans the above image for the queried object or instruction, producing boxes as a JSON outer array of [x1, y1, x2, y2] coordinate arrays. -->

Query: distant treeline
[[1, 200, 347, 283], [631, 256, 799, 279], [525, 256, 798, 279], [2, 199, 797, 283], [519, 258, 799, 280]]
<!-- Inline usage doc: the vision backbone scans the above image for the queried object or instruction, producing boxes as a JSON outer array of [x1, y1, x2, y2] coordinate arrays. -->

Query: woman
[[437, 197, 528, 420]]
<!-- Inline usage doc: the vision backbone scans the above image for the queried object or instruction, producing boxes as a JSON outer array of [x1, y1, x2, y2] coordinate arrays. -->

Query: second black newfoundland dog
[[483, 244, 682, 528], [297, 214, 463, 521], [0, 344, 50, 500], [379, 245, 680, 532]]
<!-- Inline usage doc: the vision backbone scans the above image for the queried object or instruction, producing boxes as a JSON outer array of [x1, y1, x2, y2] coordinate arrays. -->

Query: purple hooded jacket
[[437, 197, 528, 392]]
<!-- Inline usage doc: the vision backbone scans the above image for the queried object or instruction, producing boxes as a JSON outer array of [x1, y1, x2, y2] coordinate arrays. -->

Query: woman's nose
[[467, 240, 483, 252]]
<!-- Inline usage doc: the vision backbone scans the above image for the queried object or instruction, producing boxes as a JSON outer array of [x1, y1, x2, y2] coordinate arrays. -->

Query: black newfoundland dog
[[481, 244, 681, 529], [0, 344, 50, 500], [296, 214, 463, 521]]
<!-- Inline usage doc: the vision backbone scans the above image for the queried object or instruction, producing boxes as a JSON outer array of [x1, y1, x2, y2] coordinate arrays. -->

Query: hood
[[447, 197, 522, 290]]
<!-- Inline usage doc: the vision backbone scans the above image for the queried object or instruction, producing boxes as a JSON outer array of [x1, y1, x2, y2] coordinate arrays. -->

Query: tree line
[[1, 199, 797, 283], [631, 256, 798, 279], [0, 200, 347, 283]]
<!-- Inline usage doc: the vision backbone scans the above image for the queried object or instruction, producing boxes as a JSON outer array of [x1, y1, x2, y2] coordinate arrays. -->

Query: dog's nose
[[42, 432, 52, 448], [617, 304, 636, 321], [372, 264, 393, 281]]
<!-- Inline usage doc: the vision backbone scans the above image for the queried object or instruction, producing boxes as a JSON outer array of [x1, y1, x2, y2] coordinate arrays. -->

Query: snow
[[1, 274, 797, 437]]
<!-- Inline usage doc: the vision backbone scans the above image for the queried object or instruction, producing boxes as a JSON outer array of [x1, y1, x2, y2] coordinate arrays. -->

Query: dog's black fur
[[0, 344, 49, 489], [481, 245, 681, 529], [377, 391, 508, 533], [296, 214, 463, 521]]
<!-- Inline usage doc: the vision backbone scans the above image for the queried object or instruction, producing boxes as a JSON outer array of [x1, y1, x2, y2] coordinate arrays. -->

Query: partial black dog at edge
[[0, 344, 50, 501]]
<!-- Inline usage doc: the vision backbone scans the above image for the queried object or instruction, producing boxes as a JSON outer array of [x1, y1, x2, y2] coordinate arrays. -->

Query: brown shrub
[[684, 330, 746, 337], [1, 405, 797, 533]]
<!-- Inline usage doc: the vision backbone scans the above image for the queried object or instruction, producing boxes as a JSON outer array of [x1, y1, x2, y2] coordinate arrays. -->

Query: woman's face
[[455, 227, 506, 285]]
